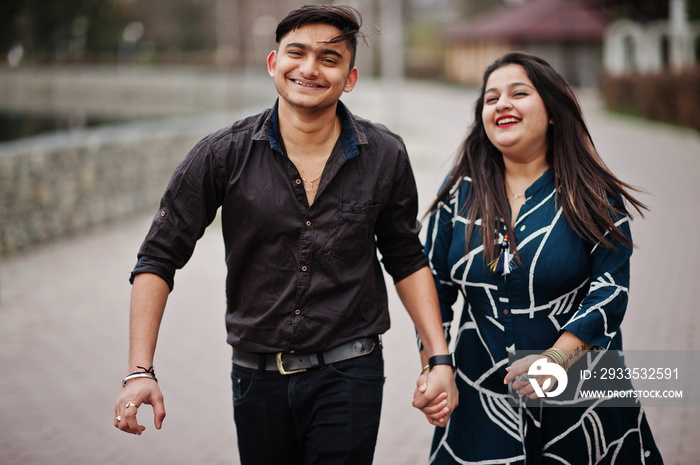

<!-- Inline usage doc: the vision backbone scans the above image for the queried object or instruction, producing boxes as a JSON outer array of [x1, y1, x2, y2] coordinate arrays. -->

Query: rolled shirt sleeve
[[129, 136, 224, 290]]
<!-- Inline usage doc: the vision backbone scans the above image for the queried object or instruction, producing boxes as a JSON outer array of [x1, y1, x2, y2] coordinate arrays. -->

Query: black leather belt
[[232, 336, 378, 375]]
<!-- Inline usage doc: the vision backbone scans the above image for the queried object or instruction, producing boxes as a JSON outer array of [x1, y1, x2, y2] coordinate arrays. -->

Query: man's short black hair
[[275, 4, 363, 69]]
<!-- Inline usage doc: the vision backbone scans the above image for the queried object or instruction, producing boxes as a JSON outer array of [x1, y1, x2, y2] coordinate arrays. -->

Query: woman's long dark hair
[[428, 52, 647, 265]]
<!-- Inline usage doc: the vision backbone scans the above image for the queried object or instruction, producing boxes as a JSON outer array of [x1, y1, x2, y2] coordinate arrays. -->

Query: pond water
[[0, 110, 125, 142]]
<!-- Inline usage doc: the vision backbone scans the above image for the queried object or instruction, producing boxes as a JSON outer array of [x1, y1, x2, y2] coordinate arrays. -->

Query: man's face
[[267, 23, 358, 115]]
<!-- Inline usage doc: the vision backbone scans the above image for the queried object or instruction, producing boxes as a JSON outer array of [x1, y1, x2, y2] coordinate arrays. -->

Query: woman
[[419, 52, 662, 464]]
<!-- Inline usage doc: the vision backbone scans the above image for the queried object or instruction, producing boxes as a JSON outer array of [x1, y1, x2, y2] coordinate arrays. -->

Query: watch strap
[[428, 353, 455, 370]]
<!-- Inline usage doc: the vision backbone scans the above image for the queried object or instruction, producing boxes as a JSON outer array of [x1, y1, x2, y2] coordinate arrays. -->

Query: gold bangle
[[541, 348, 569, 372], [547, 349, 567, 370], [421, 365, 431, 375]]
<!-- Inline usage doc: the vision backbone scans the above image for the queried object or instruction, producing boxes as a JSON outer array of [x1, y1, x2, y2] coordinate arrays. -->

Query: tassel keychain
[[489, 234, 513, 276]]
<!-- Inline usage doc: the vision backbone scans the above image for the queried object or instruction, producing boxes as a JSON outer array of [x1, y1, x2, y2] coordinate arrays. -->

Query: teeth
[[498, 117, 520, 125], [294, 80, 320, 88]]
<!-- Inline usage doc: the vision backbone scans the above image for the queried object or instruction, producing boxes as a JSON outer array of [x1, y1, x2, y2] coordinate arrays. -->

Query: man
[[114, 5, 457, 464]]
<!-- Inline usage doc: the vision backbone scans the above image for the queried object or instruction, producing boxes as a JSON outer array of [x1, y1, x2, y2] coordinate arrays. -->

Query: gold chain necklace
[[299, 119, 336, 192], [505, 180, 525, 201]]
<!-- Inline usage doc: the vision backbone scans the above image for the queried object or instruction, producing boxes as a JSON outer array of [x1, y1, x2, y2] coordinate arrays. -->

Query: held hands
[[412, 365, 458, 427], [113, 378, 166, 435]]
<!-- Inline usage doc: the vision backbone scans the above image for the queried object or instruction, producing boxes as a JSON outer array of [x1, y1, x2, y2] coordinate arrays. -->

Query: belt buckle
[[276, 352, 307, 375]]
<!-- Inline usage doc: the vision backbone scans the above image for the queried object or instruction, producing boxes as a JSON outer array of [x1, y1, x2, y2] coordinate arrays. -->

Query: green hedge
[[600, 70, 700, 132]]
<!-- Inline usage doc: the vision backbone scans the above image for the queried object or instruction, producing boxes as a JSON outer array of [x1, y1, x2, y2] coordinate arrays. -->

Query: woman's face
[[481, 64, 550, 162]]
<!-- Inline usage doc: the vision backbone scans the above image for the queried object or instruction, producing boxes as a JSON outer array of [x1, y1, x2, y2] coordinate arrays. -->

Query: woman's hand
[[504, 354, 558, 400]]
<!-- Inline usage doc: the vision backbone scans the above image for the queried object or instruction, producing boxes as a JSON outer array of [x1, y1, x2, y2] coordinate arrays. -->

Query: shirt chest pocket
[[331, 203, 380, 262]]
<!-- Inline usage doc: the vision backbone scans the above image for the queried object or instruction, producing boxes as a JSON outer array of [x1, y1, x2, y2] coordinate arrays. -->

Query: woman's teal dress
[[424, 169, 662, 464]]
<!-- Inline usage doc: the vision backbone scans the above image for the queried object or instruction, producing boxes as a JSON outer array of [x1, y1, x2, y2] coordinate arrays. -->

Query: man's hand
[[114, 379, 166, 435], [412, 365, 458, 427]]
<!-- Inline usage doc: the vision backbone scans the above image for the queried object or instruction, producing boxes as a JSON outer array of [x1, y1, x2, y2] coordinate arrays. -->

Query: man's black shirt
[[131, 100, 428, 353]]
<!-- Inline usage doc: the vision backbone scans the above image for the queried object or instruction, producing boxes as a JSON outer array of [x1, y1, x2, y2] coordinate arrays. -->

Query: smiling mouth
[[292, 79, 324, 89], [497, 117, 520, 126]]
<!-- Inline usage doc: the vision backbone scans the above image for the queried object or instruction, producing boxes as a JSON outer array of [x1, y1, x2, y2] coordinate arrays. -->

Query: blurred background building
[[2, 1, 698, 76], [443, 0, 607, 86]]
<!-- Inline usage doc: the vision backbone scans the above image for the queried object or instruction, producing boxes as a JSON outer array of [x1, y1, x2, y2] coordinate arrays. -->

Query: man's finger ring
[[518, 373, 531, 383], [116, 416, 122, 422], [125, 402, 137, 408]]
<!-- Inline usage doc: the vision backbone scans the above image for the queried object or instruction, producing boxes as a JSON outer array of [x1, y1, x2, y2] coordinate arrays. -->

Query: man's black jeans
[[231, 344, 385, 464]]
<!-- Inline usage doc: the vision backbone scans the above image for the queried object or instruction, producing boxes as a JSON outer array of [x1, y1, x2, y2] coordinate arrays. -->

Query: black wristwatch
[[428, 353, 455, 371]]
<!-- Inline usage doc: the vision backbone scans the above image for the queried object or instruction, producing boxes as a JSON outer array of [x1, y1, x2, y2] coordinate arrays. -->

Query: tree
[[1, 0, 127, 63]]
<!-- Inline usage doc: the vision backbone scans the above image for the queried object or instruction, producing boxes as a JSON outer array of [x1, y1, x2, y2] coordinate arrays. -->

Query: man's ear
[[344, 67, 358, 93], [267, 51, 277, 77]]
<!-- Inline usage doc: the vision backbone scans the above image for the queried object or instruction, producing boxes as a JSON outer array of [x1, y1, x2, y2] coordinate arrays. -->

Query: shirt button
[[306, 221, 311, 227], [295, 179, 302, 185], [503, 309, 509, 315], [301, 265, 308, 272], [294, 309, 301, 315]]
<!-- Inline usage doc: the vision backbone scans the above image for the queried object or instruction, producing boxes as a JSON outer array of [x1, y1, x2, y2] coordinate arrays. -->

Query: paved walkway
[[1, 76, 699, 464]]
